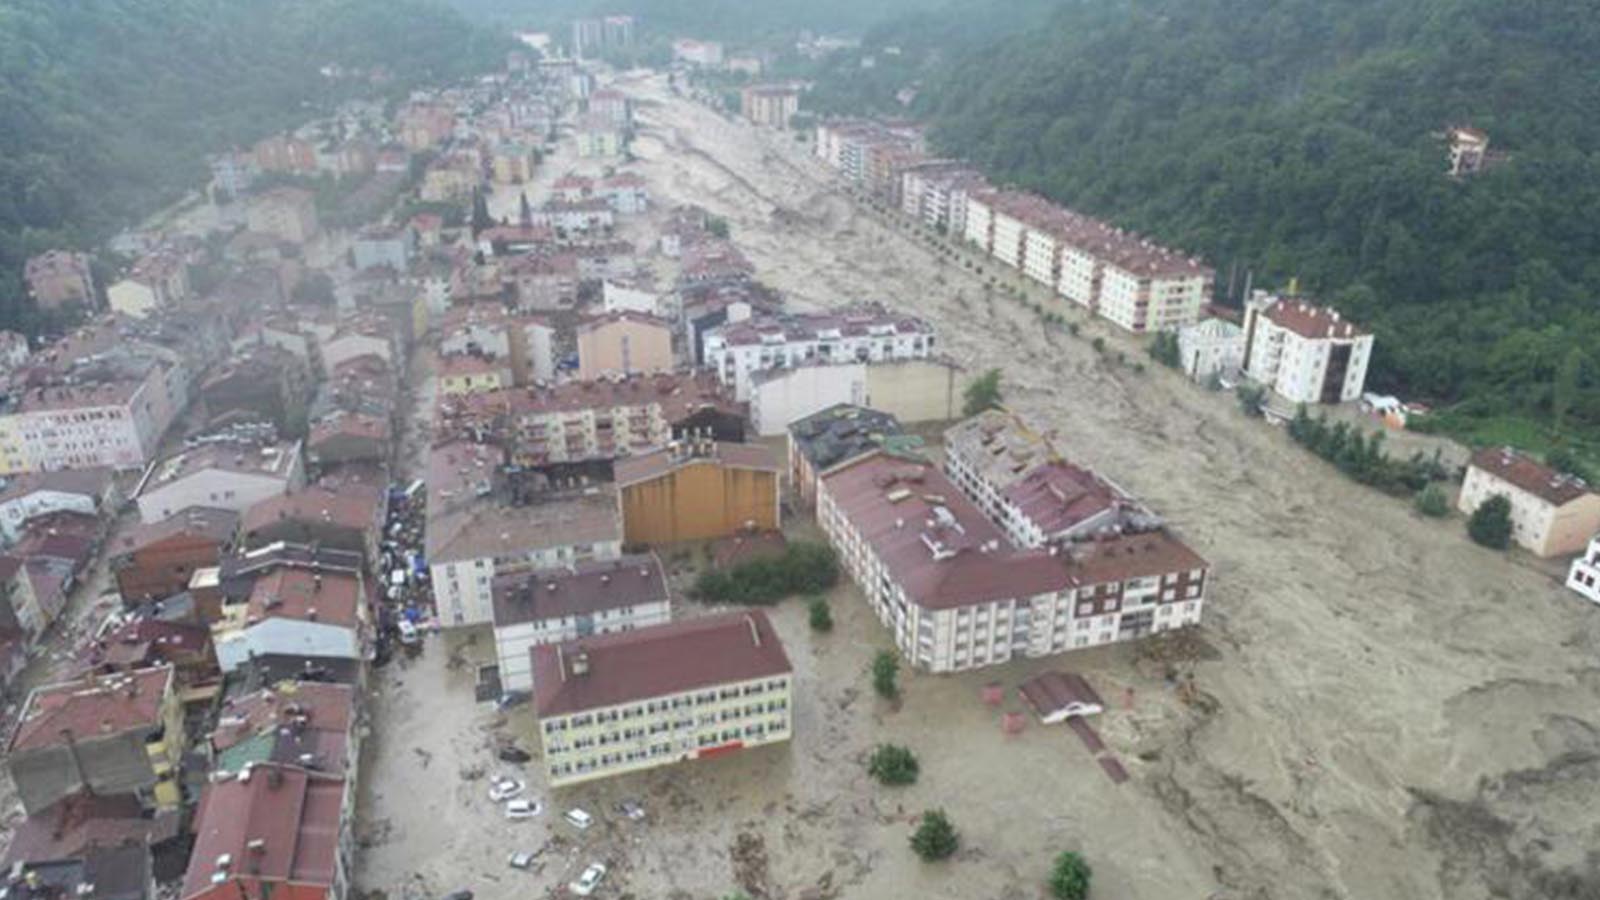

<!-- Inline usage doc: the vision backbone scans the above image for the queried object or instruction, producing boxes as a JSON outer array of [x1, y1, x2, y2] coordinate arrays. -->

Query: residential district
[[0, 17, 1596, 900]]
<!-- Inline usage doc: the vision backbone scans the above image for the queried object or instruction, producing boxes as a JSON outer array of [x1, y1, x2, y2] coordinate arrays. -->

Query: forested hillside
[[444, 0, 952, 41], [816, 0, 1600, 452], [0, 0, 511, 333]]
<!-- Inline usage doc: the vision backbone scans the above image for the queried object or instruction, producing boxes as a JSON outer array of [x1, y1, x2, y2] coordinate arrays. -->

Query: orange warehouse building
[[615, 440, 780, 545]]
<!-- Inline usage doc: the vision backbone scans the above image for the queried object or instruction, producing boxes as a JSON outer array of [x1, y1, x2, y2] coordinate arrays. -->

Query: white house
[[1458, 447, 1600, 558], [491, 555, 671, 692], [1177, 318, 1244, 382], [703, 305, 936, 402], [1241, 291, 1373, 404], [1566, 535, 1600, 604]]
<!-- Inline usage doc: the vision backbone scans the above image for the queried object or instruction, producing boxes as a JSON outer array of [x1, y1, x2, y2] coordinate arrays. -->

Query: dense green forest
[[807, 0, 1600, 456], [0, 0, 512, 335]]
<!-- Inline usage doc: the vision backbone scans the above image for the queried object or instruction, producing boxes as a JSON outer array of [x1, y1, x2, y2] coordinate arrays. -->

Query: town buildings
[[703, 305, 937, 401], [750, 357, 969, 435], [491, 554, 671, 691], [135, 440, 305, 523], [1177, 317, 1245, 382], [211, 566, 369, 673], [1241, 291, 1373, 404], [0, 468, 118, 542], [900, 163, 984, 233], [1566, 534, 1600, 604], [24, 251, 97, 310], [1458, 447, 1600, 558], [787, 404, 918, 506], [106, 252, 190, 319], [111, 507, 238, 605], [576, 311, 675, 379], [247, 187, 320, 244], [614, 440, 780, 545], [491, 143, 538, 183], [532, 610, 792, 787], [672, 38, 725, 67], [180, 763, 350, 900], [740, 84, 801, 128]]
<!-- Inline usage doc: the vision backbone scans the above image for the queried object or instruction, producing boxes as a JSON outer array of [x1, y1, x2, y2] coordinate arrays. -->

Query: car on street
[[497, 745, 532, 764], [569, 863, 607, 897], [488, 776, 525, 802], [507, 851, 537, 869], [505, 798, 543, 819], [615, 800, 645, 822], [564, 808, 594, 830]]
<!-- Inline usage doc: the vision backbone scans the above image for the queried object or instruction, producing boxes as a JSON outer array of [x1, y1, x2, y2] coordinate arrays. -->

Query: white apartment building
[[941, 409, 1055, 523], [1097, 252, 1212, 333], [817, 451, 1207, 672], [533, 610, 793, 787], [703, 306, 936, 402], [0, 370, 168, 474], [1177, 318, 1245, 382], [962, 192, 995, 254], [899, 164, 983, 233], [1241, 292, 1373, 404], [0, 468, 116, 542], [1458, 447, 1600, 558], [749, 363, 867, 437], [491, 555, 671, 691], [1566, 535, 1600, 604], [136, 440, 304, 523]]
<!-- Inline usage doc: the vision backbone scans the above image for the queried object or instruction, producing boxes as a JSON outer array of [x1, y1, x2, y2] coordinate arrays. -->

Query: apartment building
[[1458, 447, 1600, 558], [0, 370, 168, 474], [942, 409, 1055, 522], [136, 439, 304, 523], [1241, 292, 1373, 404], [672, 38, 724, 67], [739, 84, 801, 128], [900, 163, 984, 233], [703, 305, 937, 401], [532, 610, 793, 787], [24, 251, 96, 310], [491, 555, 671, 691], [425, 442, 624, 627], [817, 451, 1207, 672], [787, 404, 918, 507], [107, 252, 190, 319], [0, 468, 117, 542], [576, 311, 675, 380], [212, 566, 369, 673], [247, 187, 319, 244], [181, 764, 350, 900], [615, 440, 780, 545], [111, 507, 238, 605], [1566, 535, 1600, 604]]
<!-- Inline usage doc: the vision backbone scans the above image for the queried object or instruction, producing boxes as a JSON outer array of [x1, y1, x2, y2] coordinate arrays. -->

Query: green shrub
[[807, 596, 833, 632], [693, 542, 839, 605], [910, 810, 959, 861], [1467, 494, 1512, 549], [1049, 851, 1092, 900], [1413, 483, 1451, 517], [867, 744, 919, 785], [871, 650, 899, 699]]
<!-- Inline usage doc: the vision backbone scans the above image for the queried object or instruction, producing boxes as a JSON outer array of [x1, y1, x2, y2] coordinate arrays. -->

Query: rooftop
[[614, 440, 778, 488], [241, 483, 384, 537], [1469, 446, 1593, 507], [210, 681, 355, 775], [142, 440, 300, 491], [0, 467, 113, 504], [180, 765, 345, 900], [491, 554, 667, 627], [115, 507, 239, 558], [9, 667, 174, 754], [1257, 295, 1369, 340], [532, 611, 792, 718], [974, 189, 1210, 279], [246, 567, 364, 629], [706, 303, 932, 348], [944, 409, 1058, 493], [788, 403, 913, 471]]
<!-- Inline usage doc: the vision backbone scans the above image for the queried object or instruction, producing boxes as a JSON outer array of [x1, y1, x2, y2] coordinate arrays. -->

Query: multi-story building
[[491, 554, 671, 691], [111, 507, 238, 606], [588, 89, 633, 130], [576, 311, 675, 380], [6, 666, 185, 814], [739, 84, 801, 128], [1241, 292, 1373, 404], [352, 227, 416, 274], [135, 439, 304, 523], [181, 764, 350, 900], [1567, 534, 1600, 603], [614, 440, 781, 545], [0, 369, 170, 474], [575, 116, 626, 158], [425, 442, 624, 627], [211, 566, 369, 673], [0, 468, 117, 542], [532, 610, 792, 787], [787, 404, 918, 507], [24, 251, 97, 310], [106, 252, 190, 319], [941, 409, 1055, 522], [703, 305, 937, 401], [817, 451, 1207, 672], [671, 38, 725, 67], [491, 143, 537, 184], [1459, 447, 1600, 558], [900, 163, 984, 233]]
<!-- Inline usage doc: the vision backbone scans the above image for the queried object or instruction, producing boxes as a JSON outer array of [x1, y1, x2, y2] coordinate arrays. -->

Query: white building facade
[[1241, 292, 1373, 404]]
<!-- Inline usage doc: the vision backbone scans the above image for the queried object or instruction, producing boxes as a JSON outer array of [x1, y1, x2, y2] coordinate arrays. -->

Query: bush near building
[[1467, 494, 1513, 549], [910, 809, 959, 861], [808, 596, 833, 631], [1146, 331, 1181, 369], [694, 541, 838, 605], [1236, 384, 1266, 417], [871, 650, 899, 699], [867, 743, 920, 785], [1287, 406, 1448, 496], [1413, 483, 1451, 517], [1049, 851, 1092, 900], [963, 368, 1003, 416]]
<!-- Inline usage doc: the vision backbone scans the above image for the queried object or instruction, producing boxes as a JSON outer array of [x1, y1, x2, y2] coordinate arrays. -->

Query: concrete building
[[1177, 317, 1245, 382], [426, 441, 624, 627], [135, 440, 304, 524], [180, 764, 350, 900], [0, 468, 117, 542], [587, 90, 632, 130], [247, 187, 319, 244], [111, 508, 238, 606], [532, 610, 792, 787], [24, 251, 97, 310], [6, 666, 184, 815], [817, 451, 1208, 672], [1566, 535, 1600, 604], [900, 163, 984, 233], [598, 173, 649, 214], [0, 369, 172, 474], [575, 117, 625, 158], [491, 143, 537, 184], [212, 567, 368, 673], [107, 253, 189, 319], [437, 354, 513, 397], [614, 440, 780, 546], [576, 312, 675, 380], [1458, 447, 1600, 558], [491, 555, 671, 692], [671, 39, 725, 67], [601, 278, 666, 318], [787, 404, 917, 507], [740, 84, 801, 128], [352, 227, 416, 274], [1447, 125, 1491, 177], [751, 364, 866, 437], [239, 481, 385, 564], [704, 305, 937, 401], [1242, 292, 1373, 404]]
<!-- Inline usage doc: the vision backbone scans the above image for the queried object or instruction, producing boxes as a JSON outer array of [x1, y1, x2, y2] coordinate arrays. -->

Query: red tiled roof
[[1469, 446, 1593, 507], [247, 568, 363, 629], [1261, 297, 1368, 340], [241, 484, 383, 536], [180, 765, 344, 900], [1000, 461, 1123, 536], [532, 611, 791, 718], [210, 682, 355, 754], [115, 507, 238, 556], [2, 792, 180, 866], [9, 667, 173, 753]]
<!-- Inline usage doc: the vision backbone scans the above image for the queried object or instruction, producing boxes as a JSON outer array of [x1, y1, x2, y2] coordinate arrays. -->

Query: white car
[[504, 798, 543, 819], [563, 807, 594, 830], [487, 776, 524, 802], [569, 863, 607, 897], [397, 620, 420, 645], [507, 851, 537, 869]]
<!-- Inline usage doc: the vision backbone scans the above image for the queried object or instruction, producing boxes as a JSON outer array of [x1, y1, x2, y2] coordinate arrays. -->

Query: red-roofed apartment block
[[180, 763, 349, 900]]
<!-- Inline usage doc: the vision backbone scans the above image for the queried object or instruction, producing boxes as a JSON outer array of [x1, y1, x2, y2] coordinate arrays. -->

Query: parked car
[[569, 863, 607, 897], [507, 851, 537, 869], [505, 798, 543, 819], [497, 745, 532, 764], [615, 800, 645, 822], [488, 776, 525, 802], [563, 808, 594, 830]]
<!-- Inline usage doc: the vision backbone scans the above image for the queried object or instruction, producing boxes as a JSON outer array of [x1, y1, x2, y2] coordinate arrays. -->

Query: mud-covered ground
[[352, 71, 1600, 900]]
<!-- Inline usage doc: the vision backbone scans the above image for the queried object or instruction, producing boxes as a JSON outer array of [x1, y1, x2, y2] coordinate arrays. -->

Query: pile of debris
[[730, 831, 770, 898]]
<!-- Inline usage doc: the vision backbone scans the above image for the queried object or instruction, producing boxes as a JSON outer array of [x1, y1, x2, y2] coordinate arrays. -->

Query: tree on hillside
[[1048, 851, 1092, 900], [963, 368, 1003, 416], [1467, 495, 1512, 550], [518, 191, 532, 227], [910, 810, 959, 861]]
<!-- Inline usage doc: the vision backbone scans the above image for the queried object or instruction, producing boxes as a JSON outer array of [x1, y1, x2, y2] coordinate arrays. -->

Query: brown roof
[[491, 555, 667, 626], [210, 681, 355, 754], [241, 483, 383, 536], [532, 611, 791, 718], [2, 793, 179, 866], [1469, 446, 1594, 507], [973, 189, 1210, 279], [1018, 671, 1104, 718], [1261, 297, 1368, 340], [0, 467, 113, 504], [9, 667, 173, 753], [1057, 530, 1209, 587], [247, 568, 363, 628], [575, 309, 673, 335], [115, 507, 238, 556], [614, 442, 778, 488], [180, 765, 344, 900]]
